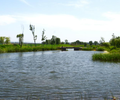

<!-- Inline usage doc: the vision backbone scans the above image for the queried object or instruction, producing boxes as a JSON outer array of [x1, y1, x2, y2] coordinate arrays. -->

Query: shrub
[[110, 46, 117, 51], [102, 42, 110, 48], [96, 47, 105, 51]]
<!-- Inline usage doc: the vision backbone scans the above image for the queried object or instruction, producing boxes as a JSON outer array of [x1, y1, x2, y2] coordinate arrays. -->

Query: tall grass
[[92, 53, 120, 62]]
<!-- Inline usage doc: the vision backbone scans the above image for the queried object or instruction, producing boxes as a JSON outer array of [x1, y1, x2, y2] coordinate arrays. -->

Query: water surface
[[0, 50, 120, 99]]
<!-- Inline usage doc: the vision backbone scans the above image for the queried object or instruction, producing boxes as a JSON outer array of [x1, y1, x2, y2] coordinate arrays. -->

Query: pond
[[0, 50, 120, 99]]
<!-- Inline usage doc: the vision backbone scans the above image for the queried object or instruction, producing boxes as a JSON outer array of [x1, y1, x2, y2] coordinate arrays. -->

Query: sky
[[1, 0, 120, 43]]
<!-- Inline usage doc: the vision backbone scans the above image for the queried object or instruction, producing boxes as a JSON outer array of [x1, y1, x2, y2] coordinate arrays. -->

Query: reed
[[92, 53, 120, 62]]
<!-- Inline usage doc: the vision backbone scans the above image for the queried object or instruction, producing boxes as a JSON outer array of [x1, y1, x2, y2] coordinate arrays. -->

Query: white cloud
[[1, 12, 120, 32], [20, 14, 120, 31], [0, 15, 16, 25], [1, 13, 120, 42], [103, 12, 120, 20], [19, 0, 32, 7]]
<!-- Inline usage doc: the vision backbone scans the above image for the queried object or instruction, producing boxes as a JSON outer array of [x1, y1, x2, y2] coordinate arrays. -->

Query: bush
[[96, 47, 105, 51], [110, 46, 117, 51], [102, 42, 110, 48]]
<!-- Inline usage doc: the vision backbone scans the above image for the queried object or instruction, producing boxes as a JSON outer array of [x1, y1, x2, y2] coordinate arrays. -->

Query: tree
[[29, 24, 37, 46], [5, 37, 10, 44], [0, 37, 5, 44], [56, 38, 61, 44], [94, 41, 98, 45], [110, 35, 120, 48], [89, 41, 93, 46], [61, 42, 64, 44], [75, 40, 80, 45], [65, 39, 69, 44], [51, 35, 56, 45], [41, 29, 46, 43], [45, 39, 51, 44], [102, 42, 110, 48], [99, 37, 105, 45], [109, 33, 116, 47], [84, 42, 87, 47], [16, 34, 24, 47]]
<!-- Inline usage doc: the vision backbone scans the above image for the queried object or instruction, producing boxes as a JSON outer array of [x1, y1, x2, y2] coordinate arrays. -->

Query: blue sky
[[1, 0, 120, 43]]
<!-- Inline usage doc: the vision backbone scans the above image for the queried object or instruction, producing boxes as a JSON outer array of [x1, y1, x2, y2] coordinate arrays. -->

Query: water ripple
[[0, 51, 120, 99]]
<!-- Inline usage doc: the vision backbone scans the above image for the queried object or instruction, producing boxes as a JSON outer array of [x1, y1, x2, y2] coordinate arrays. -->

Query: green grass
[[92, 53, 120, 62], [0, 44, 73, 53]]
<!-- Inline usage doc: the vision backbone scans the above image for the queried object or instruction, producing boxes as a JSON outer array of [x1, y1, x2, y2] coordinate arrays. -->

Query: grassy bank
[[0, 44, 108, 53], [92, 48, 120, 62], [92, 53, 120, 62], [0, 44, 72, 53]]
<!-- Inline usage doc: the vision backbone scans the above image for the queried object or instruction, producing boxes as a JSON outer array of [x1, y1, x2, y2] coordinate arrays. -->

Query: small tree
[[16, 34, 24, 47], [0, 37, 5, 44], [84, 42, 87, 47], [94, 41, 98, 45], [46, 39, 51, 44], [89, 41, 93, 46], [65, 39, 69, 44], [99, 37, 105, 45], [51, 35, 56, 45], [5, 37, 10, 44], [102, 42, 110, 48], [61, 42, 64, 44], [30, 24, 37, 46], [41, 29, 46, 43], [109, 33, 116, 47], [75, 40, 80, 45], [56, 38, 61, 44]]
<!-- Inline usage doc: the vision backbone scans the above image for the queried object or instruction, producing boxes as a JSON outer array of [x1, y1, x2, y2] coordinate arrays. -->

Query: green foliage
[[61, 42, 64, 44], [109, 48, 120, 53], [56, 38, 61, 44], [0, 37, 5, 44], [65, 39, 69, 44], [29, 24, 37, 46], [50, 35, 61, 45], [96, 47, 105, 51], [45, 39, 51, 44], [94, 41, 98, 45], [109, 33, 120, 48], [102, 42, 110, 48], [16, 34, 24, 47], [5, 37, 10, 44], [41, 29, 46, 42], [84, 42, 87, 47], [71, 40, 84, 45], [0, 37, 10, 44], [89, 41, 93, 46], [51, 35, 56, 45], [110, 46, 117, 51], [99, 37, 105, 45]]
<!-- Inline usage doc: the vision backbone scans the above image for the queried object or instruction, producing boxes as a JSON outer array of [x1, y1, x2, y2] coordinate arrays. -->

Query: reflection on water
[[0, 50, 120, 99]]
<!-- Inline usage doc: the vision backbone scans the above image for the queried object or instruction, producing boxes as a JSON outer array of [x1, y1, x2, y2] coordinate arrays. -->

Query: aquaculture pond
[[0, 50, 120, 99]]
